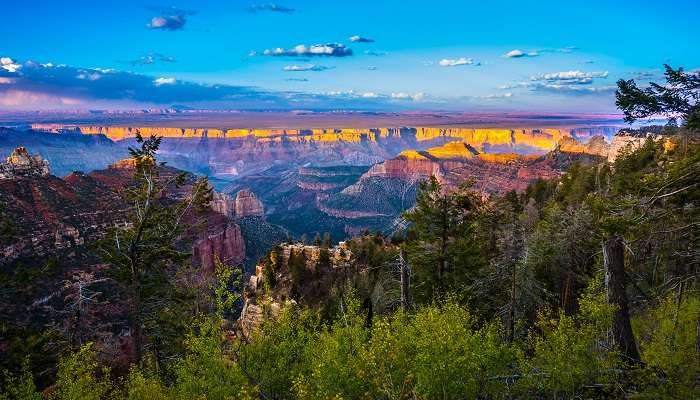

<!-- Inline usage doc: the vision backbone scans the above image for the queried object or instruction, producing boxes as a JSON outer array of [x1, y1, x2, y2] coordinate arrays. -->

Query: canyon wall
[[26, 124, 620, 184], [192, 223, 246, 274], [33, 124, 616, 150]]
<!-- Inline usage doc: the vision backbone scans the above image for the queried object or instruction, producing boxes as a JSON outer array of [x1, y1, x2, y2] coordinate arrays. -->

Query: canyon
[[3, 123, 646, 242], [26, 124, 619, 182], [0, 148, 261, 272]]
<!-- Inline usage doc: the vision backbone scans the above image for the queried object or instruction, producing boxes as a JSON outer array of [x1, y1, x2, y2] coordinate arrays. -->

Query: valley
[[3, 122, 627, 240]]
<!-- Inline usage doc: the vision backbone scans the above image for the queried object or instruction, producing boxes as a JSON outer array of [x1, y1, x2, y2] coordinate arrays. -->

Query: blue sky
[[1, 0, 698, 112]]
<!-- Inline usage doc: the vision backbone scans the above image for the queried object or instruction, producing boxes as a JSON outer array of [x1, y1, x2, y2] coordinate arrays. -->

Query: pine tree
[[100, 133, 213, 365]]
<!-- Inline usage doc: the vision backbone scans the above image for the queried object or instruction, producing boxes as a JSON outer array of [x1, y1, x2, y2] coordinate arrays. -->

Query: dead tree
[[399, 249, 411, 310]]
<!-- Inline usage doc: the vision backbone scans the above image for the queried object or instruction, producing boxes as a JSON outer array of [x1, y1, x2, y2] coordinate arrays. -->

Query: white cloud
[[391, 92, 425, 101], [154, 77, 176, 86], [533, 83, 616, 93], [438, 57, 476, 67], [1, 57, 22, 73], [263, 44, 353, 57], [76, 72, 103, 81], [349, 35, 374, 43], [283, 64, 330, 72], [483, 92, 513, 99], [530, 70, 609, 84], [504, 49, 539, 58]]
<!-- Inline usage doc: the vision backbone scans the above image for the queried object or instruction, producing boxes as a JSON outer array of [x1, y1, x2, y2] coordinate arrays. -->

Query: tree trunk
[[399, 249, 411, 310], [508, 260, 516, 342], [603, 235, 641, 365], [130, 270, 143, 365]]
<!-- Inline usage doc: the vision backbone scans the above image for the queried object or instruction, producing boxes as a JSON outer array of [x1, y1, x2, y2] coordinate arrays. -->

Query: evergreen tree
[[100, 133, 213, 365], [402, 177, 484, 302]]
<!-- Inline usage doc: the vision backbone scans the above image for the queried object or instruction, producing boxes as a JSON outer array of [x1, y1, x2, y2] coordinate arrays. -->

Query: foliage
[[99, 133, 213, 364], [402, 177, 486, 303], [0, 360, 42, 400], [633, 293, 700, 398], [50, 343, 114, 400], [171, 317, 251, 400], [616, 64, 700, 130], [517, 274, 620, 397]]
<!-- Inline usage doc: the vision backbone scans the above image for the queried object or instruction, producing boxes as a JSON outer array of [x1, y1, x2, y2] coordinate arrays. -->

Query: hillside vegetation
[[1, 66, 699, 399]]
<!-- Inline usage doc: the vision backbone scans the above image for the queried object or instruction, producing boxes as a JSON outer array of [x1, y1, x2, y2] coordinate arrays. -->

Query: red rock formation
[[234, 190, 264, 217], [211, 192, 235, 218], [192, 223, 246, 273]]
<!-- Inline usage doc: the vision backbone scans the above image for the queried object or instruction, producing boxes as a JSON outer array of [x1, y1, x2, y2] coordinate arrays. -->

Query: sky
[[1, 0, 699, 112]]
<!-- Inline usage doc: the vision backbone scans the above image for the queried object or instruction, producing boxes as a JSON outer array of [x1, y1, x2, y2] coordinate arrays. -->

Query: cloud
[[438, 57, 479, 67], [77, 71, 103, 81], [1, 56, 435, 110], [391, 92, 425, 101], [504, 49, 539, 58], [630, 70, 660, 81], [364, 50, 387, 56], [0, 57, 272, 107], [154, 77, 176, 86], [262, 43, 353, 57], [540, 46, 578, 54], [247, 4, 296, 13], [127, 53, 176, 66], [530, 83, 616, 94], [147, 15, 186, 30], [286, 78, 309, 82], [366, 66, 377, 71], [505, 46, 578, 59], [321, 90, 426, 102], [1, 57, 22, 73], [0, 90, 82, 107], [497, 69, 612, 95], [530, 70, 609, 84], [146, 7, 196, 30], [482, 92, 513, 99], [283, 64, 331, 72], [349, 35, 375, 43]]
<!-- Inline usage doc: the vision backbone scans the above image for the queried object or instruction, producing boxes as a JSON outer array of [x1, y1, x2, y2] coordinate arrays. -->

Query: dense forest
[[1, 66, 699, 399]]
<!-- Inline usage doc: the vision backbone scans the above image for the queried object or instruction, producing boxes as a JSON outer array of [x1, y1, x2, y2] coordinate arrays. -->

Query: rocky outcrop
[[557, 135, 609, 157], [608, 133, 651, 162], [211, 192, 236, 219], [234, 190, 265, 217], [0, 147, 50, 179], [192, 223, 246, 273], [239, 242, 354, 336], [0, 169, 126, 264], [0, 128, 124, 177]]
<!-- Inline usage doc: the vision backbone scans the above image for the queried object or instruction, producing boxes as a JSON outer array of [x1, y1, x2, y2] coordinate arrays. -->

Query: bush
[[51, 343, 114, 400]]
